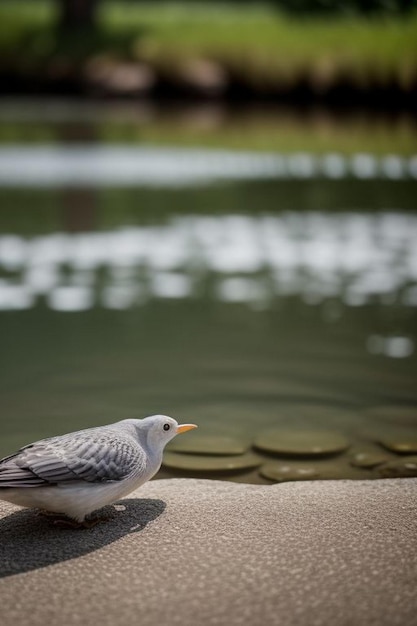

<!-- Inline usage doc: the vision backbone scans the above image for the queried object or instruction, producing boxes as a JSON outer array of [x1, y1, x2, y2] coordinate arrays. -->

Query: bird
[[0, 415, 197, 527]]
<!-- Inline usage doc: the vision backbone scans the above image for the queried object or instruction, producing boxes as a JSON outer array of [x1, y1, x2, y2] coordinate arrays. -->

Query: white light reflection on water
[[0, 213, 416, 332], [367, 335, 415, 359], [0, 147, 416, 186]]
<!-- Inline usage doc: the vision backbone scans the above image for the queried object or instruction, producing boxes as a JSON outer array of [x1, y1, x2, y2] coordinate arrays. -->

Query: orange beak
[[176, 424, 198, 434]]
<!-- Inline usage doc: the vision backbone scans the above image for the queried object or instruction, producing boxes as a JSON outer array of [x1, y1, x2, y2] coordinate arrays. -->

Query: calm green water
[[0, 103, 416, 484], [1, 182, 416, 484]]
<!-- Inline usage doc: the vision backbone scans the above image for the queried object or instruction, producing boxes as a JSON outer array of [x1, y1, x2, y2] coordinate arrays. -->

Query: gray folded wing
[[0, 429, 143, 487]]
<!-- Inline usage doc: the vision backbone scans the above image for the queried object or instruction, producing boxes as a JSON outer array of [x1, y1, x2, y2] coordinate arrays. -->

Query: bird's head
[[138, 415, 197, 455]]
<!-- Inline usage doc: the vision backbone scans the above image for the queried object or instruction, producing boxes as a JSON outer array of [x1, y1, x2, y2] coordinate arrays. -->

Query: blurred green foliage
[[1, 1, 416, 95], [88, 0, 416, 14]]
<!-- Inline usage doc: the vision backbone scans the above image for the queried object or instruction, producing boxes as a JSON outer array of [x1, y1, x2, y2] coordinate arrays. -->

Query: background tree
[[58, 0, 99, 32]]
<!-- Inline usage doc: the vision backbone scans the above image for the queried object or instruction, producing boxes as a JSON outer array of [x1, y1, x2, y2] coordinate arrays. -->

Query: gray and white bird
[[0, 415, 197, 525]]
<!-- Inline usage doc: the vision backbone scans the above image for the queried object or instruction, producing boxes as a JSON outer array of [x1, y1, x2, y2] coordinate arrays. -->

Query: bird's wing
[[0, 428, 143, 488]]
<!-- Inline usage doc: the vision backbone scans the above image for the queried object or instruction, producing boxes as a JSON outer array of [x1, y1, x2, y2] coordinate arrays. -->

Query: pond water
[[0, 106, 416, 485]]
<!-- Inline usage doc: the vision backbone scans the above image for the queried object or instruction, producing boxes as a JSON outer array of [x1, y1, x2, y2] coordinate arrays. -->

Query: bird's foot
[[36, 509, 61, 517], [36, 508, 112, 528], [52, 517, 102, 529]]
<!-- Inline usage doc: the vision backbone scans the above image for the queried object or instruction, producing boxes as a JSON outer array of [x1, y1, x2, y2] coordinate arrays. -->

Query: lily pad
[[377, 456, 417, 478], [162, 452, 262, 472], [254, 429, 350, 457], [377, 435, 417, 455], [349, 451, 388, 469], [168, 434, 249, 456], [260, 464, 319, 482]]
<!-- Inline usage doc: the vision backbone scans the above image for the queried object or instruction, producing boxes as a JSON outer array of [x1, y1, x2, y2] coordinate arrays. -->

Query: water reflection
[[0, 101, 416, 483], [0, 213, 416, 328], [0, 147, 416, 186], [367, 335, 414, 359]]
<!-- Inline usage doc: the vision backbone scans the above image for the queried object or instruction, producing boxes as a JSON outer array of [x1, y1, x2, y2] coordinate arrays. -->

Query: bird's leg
[[52, 517, 102, 529], [36, 508, 63, 517], [35, 509, 92, 528], [36, 507, 112, 528], [52, 511, 115, 529]]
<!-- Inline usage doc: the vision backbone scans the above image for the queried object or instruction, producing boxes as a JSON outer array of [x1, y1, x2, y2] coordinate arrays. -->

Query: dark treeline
[[56, 0, 416, 29], [85, 0, 416, 14], [275, 0, 415, 13]]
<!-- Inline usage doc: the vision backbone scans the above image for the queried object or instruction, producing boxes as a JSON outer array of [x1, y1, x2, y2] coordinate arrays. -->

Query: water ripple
[[0, 212, 416, 315]]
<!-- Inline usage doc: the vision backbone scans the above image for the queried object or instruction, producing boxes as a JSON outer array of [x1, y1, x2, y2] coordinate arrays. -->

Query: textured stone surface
[[1, 478, 417, 626]]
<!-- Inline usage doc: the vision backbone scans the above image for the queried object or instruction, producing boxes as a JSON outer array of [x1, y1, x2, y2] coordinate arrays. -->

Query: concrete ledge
[[1, 478, 416, 626]]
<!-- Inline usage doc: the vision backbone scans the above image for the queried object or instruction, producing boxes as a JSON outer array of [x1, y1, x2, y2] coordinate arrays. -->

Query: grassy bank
[[105, 2, 417, 89], [0, 2, 416, 97]]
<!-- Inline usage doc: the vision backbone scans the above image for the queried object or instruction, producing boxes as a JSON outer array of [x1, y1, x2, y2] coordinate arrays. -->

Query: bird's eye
[[163, 423, 171, 431]]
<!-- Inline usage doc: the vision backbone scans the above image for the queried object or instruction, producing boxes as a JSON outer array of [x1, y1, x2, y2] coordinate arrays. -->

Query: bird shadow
[[0, 498, 166, 579]]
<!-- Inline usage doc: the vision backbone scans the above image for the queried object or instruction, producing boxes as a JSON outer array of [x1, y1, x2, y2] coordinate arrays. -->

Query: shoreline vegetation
[[0, 2, 416, 107]]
